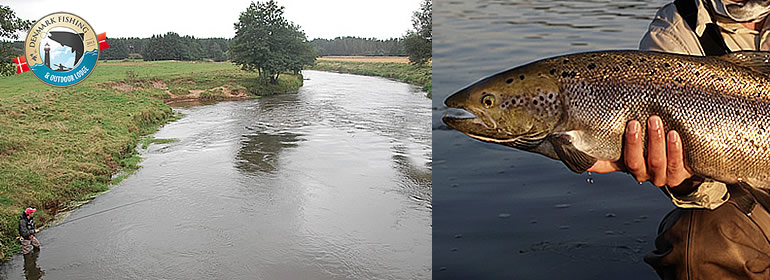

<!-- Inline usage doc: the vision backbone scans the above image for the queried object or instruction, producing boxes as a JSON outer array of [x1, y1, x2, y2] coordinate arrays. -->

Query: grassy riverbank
[[0, 60, 301, 257], [309, 57, 432, 98]]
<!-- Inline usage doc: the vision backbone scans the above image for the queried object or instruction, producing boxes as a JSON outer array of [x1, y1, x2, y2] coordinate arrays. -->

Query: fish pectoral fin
[[548, 134, 596, 174], [716, 51, 770, 75]]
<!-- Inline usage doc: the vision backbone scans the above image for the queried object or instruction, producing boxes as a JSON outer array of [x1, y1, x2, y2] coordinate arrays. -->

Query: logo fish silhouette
[[48, 31, 85, 66]]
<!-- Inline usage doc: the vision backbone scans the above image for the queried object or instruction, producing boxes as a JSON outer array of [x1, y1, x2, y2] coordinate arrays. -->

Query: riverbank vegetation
[[0, 60, 301, 258], [310, 58, 432, 97]]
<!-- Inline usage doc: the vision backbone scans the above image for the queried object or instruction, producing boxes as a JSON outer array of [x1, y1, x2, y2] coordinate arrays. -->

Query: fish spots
[[639, 58, 647, 62], [506, 78, 514, 84], [663, 62, 671, 68], [694, 71, 700, 76], [550, 69, 556, 75], [612, 66, 619, 72], [736, 132, 768, 151], [587, 63, 596, 70], [560, 71, 578, 79], [501, 90, 560, 118], [520, 75, 525, 80], [563, 59, 569, 64], [625, 60, 632, 66]]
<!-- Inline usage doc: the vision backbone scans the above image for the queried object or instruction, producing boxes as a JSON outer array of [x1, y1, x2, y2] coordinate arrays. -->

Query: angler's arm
[[638, 2, 704, 56]]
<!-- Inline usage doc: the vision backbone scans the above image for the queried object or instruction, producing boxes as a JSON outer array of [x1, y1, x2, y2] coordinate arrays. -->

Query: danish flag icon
[[12, 56, 29, 74]]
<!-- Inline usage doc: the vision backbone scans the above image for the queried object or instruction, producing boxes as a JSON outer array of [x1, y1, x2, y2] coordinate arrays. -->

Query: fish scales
[[443, 50, 770, 188]]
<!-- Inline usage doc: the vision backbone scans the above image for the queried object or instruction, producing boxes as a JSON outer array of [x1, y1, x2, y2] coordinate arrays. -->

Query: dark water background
[[0, 70, 432, 279], [433, 0, 676, 279]]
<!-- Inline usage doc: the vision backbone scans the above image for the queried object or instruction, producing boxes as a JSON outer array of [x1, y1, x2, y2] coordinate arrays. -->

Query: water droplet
[[586, 177, 595, 184], [498, 213, 512, 219]]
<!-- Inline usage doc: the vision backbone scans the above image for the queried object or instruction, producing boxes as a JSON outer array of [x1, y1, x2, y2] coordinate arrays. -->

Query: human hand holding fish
[[587, 116, 701, 193]]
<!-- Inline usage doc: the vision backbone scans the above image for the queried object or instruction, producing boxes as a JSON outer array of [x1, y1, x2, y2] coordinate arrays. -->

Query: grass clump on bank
[[309, 59, 432, 98], [0, 60, 303, 258]]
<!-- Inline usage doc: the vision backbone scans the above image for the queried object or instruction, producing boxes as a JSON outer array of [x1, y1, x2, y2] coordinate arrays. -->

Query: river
[[434, 0, 675, 279], [0, 70, 432, 279]]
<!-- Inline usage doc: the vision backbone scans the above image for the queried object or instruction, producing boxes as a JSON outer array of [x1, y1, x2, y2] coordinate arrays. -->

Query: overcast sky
[[6, 0, 420, 40]]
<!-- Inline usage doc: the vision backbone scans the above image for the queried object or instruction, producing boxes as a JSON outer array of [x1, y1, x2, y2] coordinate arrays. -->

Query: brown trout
[[443, 50, 770, 188]]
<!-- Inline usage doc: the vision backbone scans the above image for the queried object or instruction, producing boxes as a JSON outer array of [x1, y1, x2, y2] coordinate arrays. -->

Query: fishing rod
[[54, 196, 163, 227]]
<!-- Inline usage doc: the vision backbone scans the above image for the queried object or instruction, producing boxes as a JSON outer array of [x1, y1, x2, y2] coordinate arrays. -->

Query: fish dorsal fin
[[548, 133, 596, 174], [716, 51, 770, 75]]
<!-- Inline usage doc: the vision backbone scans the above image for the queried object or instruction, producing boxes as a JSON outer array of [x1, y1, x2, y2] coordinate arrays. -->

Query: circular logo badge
[[24, 12, 99, 87]]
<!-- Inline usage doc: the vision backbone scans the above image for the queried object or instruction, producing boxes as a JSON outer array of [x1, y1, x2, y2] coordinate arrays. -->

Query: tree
[[230, 0, 315, 84], [403, 0, 432, 66], [1, 5, 32, 76]]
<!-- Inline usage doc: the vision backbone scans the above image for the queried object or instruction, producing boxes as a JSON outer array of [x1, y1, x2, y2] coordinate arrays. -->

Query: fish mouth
[[442, 110, 515, 143]]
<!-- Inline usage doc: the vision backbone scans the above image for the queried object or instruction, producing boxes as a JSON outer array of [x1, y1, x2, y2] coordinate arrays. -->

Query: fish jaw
[[442, 113, 515, 143]]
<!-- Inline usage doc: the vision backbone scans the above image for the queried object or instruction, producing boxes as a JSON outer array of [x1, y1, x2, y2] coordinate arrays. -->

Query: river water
[[434, 0, 676, 279], [0, 70, 432, 279]]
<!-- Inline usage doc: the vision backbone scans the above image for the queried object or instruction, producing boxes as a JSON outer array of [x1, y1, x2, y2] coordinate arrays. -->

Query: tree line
[[309, 37, 405, 56], [99, 35, 229, 61], [98, 35, 411, 61]]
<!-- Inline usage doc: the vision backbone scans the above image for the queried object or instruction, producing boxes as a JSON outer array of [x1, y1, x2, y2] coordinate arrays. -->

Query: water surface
[[434, 1, 675, 279], [1, 70, 432, 279]]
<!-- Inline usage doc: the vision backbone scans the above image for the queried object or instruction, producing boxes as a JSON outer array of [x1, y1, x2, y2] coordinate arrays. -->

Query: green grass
[[0, 60, 302, 258], [309, 60, 432, 98], [140, 136, 177, 149]]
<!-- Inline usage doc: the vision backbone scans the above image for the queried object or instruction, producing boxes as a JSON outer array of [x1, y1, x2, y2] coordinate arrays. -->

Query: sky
[[5, 0, 421, 40]]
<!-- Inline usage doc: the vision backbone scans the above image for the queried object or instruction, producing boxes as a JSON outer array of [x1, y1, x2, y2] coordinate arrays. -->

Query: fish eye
[[482, 94, 495, 108]]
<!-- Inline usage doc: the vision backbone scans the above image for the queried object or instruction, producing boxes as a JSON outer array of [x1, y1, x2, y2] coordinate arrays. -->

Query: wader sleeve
[[664, 179, 729, 210]]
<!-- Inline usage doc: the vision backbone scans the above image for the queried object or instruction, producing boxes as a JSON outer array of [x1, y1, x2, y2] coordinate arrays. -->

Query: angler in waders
[[19, 208, 40, 255], [588, 0, 770, 278]]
